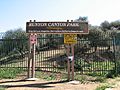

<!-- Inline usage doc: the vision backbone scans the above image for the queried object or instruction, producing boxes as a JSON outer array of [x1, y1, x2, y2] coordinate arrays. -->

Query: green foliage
[[75, 16, 88, 22], [96, 84, 111, 90], [0, 86, 5, 90], [43, 74, 56, 81], [75, 74, 106, 83], [106, 70, 116, 78], [36, 34, 63, 51], [100, 21, 110, 31], [75, 75, 86, 83], [3, 28, 27, 39], [74, 59, 84, 71], [74, 58, 91, 72], [75, 57, 115, 75], [88, 30, 110, 48], [36, 71, 68, 81], [100, 20, 120, 31], [88, 72, 106, 77], [87, 61, 115, 78], [114, 32, 120, 47], [116, 60, 120, 75], [0, 28, 28, 58], [106, 60, 120, 78], [36, 72, 56, 81], [45, 34, 63, 48], [94, 77, 106, 83], [0, 68, 23, 79], [111, 20, 120, 29]]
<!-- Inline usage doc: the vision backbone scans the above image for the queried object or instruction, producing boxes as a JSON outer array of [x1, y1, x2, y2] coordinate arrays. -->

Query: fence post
[[27, 34, 31, 78], [31, 42, 36, 78], [113, 35, 117, 75], [67, 45, 70, 81], [71, 44, 75, 81]]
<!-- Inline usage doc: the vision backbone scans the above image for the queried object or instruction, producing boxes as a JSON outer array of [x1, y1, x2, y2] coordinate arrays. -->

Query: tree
[[1, 28, 28, 57], [43, 34, 63, 49], [100, 21, 110, 31], [75, 16, 88, 22], [3, 28, 27, 39], [110, 20, 120, 30]]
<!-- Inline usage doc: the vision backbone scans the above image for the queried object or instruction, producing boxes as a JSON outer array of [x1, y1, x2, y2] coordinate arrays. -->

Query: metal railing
[[0, 33, 120, 77]]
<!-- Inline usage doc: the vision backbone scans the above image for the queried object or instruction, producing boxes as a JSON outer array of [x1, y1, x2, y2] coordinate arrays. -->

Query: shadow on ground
[[0, 79, 68, 89]]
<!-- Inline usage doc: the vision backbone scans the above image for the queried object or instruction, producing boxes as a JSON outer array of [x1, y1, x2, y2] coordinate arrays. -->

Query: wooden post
[[27, 34, 31, 78], [67, 45, 70, 81], [71, 44, 75, 81], [27, 33, 38, 80], [31, 43, 36, 78]]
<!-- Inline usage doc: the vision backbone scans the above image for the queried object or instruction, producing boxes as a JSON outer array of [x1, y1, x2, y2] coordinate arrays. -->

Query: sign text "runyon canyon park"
[[26, 20, 88, 34]]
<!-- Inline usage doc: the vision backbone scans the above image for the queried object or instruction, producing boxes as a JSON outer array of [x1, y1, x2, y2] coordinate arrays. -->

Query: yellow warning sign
[[64, 34, 77, 44]]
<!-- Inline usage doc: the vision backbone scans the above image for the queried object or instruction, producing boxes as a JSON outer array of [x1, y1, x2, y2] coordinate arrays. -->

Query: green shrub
[[43, 74, 56, 81], [106, 60, 120, 78], [75, 75, 90, 83], [96, 84, 111, 90], [115, 60, 120, 75], [36, 72, 56, 81], [106, 70, 116, 78], [0, 86, 5, 90], [0, 68, 23, 79], [94, 77, 106, 83]]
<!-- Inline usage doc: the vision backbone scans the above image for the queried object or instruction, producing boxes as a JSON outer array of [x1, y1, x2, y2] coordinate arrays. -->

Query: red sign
[[30, 34, 37, 44]]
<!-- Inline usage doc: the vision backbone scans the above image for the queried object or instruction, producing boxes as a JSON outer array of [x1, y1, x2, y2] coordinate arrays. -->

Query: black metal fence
[[0, 32, 120, 79]]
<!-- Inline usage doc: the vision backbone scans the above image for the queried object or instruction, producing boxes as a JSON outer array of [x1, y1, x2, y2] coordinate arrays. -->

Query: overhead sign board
[[26, 20, 88, 34], [64, 34, 77, 44]]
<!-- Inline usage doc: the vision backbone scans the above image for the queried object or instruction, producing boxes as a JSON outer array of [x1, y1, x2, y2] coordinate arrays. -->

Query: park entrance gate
[[26, 20, 88, 81], [0, 30, 117, 80]]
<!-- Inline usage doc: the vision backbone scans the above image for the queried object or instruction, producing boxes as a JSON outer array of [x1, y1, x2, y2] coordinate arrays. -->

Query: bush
[[96, 84, 111, 90], [0, 68, 23, 79], [75, 75, 86, 83], [0, 86, 5, 90], [106, 60, 120, 78]]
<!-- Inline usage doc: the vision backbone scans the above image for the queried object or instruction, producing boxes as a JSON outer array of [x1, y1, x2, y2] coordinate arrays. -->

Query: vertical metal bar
[[113, 35, 117, 75], [9, 40, 11, 68], [71, 44, 75, 81], [41, 38, 43, 69], [27, 34, 31, 78], [44, 38, 46, 71], [47, 38, 49, 71], [31, 43, 36, 78], [67, 45, 70, 81]]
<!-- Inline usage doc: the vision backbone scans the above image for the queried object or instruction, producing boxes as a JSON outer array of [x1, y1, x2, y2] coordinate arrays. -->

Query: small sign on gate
[[64, 34, 77, 44], [30, 34, 37, 44]]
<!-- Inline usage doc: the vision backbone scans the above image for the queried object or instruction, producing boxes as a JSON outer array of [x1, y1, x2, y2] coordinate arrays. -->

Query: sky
[[0, 0, 120, 32]]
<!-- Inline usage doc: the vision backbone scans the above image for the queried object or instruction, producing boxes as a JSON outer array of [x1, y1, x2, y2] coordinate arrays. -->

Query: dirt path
[[0, 79, 99, 90], [1, 78, 120, 90]]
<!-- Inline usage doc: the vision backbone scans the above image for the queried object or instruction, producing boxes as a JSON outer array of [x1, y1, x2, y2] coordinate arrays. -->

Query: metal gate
[[34, 34, 116, 79], [34, 35, 68, 80], [0, 33, 117, 80]]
